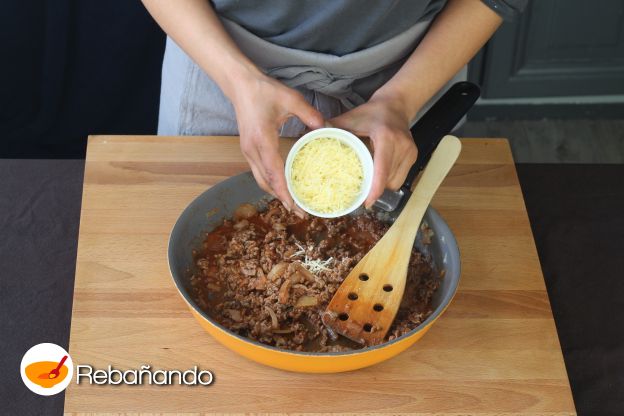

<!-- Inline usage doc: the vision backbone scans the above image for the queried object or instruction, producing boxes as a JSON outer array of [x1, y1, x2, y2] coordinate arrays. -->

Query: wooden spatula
[[322, 135, 462, 346]]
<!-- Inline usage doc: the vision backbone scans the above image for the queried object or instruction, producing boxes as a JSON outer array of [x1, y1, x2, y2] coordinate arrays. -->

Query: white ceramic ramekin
[[285, 127, 374, 218]]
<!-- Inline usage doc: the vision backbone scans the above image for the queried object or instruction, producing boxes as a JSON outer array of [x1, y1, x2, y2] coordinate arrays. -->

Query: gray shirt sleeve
[[481, 0, 528, 20]]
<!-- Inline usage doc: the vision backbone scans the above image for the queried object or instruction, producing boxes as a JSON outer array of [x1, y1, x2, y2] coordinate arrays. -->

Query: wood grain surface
[[64, 135, 576, 415]]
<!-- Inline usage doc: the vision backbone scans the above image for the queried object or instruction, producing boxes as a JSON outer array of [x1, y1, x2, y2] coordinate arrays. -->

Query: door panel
[[480, 0, 624, 99]]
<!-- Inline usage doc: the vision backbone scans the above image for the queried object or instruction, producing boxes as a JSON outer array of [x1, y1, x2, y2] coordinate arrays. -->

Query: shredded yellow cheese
[[289, 242, 334, 275], [291, 137, 363, 214]]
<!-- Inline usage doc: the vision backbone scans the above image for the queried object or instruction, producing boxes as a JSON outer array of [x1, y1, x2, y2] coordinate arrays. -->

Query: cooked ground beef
[[190, 200, 440, 352]]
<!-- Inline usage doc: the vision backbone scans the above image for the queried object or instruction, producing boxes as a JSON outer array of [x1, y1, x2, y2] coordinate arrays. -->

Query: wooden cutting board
[[64, 135, 576, 415]]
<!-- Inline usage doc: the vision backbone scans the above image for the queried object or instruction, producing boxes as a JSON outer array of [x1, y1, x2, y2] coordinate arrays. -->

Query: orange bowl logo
[[21, 343, 73, 396]]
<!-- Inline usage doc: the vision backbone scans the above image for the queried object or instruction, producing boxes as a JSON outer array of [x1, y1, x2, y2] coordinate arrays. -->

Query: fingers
[[243, 126, 304, 217], [365, 137, 393, 209], [288, 93, 324, 131], [387, 140, 418, 190], [328, 111, 367, 137], [240, 131, 278, 195], [248, 160, 274, 197], [290, 202, 307, 219], [235, 80, 323, 217], [262, 155, 306, 219], [256, 142, 297, 212], [365, 132, 418, 208]]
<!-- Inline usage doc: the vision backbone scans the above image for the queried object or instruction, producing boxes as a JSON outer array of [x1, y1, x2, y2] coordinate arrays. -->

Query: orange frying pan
[[167, 83, 479, 372]]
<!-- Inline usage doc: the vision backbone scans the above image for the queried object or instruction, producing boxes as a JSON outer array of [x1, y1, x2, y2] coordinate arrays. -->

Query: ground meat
[[190, 200, 440, 352]]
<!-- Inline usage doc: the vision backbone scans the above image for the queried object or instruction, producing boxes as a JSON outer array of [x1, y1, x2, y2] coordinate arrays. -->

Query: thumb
[[328, 111, 366, 137], [289, 94, 324, 130]]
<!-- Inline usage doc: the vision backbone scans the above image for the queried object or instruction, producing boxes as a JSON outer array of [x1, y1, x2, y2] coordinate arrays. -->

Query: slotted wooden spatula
[[322, 135, 462, 346]]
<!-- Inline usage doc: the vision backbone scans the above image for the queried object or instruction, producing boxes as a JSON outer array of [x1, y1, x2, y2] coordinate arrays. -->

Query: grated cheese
[[302, 257, 334, 274], [291, 137, 363, 214], [289, 242, 334, 275]]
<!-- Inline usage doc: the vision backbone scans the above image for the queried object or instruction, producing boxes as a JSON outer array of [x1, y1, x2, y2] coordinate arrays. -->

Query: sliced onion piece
[[265, 306, 279, 329], [295, 295, 318, 308]]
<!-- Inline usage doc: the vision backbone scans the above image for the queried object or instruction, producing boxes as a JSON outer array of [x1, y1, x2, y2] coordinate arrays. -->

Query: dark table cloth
[[516, 164, 624, 416], [1, 160, 623, 415], [1, 160, 84, 415]]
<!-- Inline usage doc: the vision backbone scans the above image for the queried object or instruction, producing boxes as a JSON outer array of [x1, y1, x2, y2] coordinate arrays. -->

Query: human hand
[[230, 73, 324, 216], [328, 94, 418, 208]]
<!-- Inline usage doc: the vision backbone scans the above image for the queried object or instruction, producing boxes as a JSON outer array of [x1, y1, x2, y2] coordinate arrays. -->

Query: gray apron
[[158, 17, 466, 137]]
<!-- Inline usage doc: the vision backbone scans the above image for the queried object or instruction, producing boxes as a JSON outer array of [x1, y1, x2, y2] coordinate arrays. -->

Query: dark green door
[[474, 0, 624, 100]]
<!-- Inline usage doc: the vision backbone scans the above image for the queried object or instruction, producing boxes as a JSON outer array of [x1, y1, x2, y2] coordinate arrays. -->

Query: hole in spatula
[[373, 303, 384, 312], [338, 313, 349, 321], [383, 284, 393, 292], [363, 323, 373, 332], [359, 274, 369, 281], [348, 292, 358, 301]]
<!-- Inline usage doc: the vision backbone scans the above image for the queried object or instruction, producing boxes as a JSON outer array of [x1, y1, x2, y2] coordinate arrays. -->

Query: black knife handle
[[401, 81, 480, 192]]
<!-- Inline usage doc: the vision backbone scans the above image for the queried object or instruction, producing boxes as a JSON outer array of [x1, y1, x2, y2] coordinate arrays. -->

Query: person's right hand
[[229, 73, 324, 216]]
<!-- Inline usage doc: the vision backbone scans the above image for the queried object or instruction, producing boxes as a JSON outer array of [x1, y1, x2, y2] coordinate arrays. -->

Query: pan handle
[[401, 81, 480, 192]]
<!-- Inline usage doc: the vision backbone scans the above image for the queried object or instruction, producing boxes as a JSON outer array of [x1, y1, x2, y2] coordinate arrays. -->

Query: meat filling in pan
[[191, 200, 441, 352]]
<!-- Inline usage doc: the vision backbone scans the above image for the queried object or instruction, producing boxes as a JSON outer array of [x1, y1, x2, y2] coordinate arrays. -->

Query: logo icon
[[21, 343, 73, 396]]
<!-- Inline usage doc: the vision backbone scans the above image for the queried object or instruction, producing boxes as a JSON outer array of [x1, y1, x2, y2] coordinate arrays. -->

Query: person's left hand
[[329, 95, 418, 208]]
